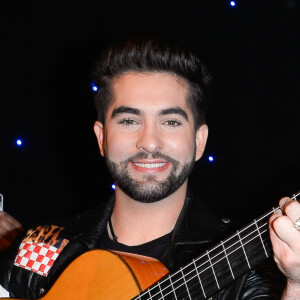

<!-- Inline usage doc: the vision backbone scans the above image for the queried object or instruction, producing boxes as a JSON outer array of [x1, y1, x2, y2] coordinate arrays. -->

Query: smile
[[134, 162, 167, 168]]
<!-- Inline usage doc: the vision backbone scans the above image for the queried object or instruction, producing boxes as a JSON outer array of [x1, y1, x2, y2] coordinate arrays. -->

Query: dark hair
[[93, 34, 210, 129]]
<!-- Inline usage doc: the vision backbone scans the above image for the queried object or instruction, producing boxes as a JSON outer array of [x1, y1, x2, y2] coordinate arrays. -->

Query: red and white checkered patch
[[14, 242, 61, 277]]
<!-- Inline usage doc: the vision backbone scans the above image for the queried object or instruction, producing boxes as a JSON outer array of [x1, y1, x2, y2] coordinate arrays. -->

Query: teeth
[[134, 162, 166, 168]]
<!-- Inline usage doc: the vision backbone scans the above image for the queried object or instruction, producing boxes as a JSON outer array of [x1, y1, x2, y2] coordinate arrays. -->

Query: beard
[[105, 150, 195, 203]]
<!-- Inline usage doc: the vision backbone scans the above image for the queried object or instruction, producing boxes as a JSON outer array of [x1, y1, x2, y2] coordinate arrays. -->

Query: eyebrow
[[159, 107, 188, 121], [111, 105, 189, 121], [111, 106, 141, 118]]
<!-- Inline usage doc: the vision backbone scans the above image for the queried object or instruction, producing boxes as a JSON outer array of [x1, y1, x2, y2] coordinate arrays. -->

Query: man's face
[[94, 72, 208, 203]]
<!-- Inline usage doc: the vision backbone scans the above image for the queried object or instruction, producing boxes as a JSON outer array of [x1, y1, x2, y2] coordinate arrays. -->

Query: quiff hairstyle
[[93, 34, 210, 129]]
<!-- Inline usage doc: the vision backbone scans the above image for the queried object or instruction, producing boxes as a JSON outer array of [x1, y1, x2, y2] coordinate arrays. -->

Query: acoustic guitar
[[6, 191, 300, 300]]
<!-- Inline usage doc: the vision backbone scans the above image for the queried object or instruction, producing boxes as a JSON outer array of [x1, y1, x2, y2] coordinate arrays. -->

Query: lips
[[134, 162, 166, 168], [130, 161, 170, 173]]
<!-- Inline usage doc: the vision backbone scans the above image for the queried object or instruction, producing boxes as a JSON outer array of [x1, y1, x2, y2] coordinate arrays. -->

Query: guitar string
[[156, 226, 270, 300], [142, 191, 300, 298], [138, 209, 274, 298], [139, 191, 300, 299], [139, 221, 270, 300]]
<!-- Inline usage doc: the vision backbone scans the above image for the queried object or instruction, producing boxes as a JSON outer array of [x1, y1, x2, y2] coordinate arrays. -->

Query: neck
[[110, 182, 188, 246]]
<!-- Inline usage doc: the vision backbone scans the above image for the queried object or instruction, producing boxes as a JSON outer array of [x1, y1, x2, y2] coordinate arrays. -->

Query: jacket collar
[[75, 189, 235, 270], [162, 188, 236, 270]]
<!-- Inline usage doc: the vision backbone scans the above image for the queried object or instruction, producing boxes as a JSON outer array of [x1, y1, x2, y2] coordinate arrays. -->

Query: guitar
[[6, 191, 300, 300]]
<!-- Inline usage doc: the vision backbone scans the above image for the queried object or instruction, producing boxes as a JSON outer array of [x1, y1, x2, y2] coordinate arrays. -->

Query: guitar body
[[8, 250, 169, 300]]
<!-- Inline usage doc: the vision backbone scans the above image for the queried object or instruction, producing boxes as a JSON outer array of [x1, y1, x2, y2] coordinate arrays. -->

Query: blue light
[[16, 139, 22, 146], [230, 1, 236, 6], [91, 83, 98, 92], [208, 156, 214, 162], [111, 184, 116, 190]]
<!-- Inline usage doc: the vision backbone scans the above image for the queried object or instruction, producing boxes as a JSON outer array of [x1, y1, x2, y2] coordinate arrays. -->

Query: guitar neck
[[134, 192, 300, 300]]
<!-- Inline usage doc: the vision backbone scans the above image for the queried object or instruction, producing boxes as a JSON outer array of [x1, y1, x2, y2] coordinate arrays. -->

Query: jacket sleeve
[[214, 258, 286, 300], [0, 234, 24, 297], [240, 259, 285, 300]]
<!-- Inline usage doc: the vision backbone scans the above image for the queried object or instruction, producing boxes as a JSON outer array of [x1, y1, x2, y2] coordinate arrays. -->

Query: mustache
[[123, 151, 179, 166]]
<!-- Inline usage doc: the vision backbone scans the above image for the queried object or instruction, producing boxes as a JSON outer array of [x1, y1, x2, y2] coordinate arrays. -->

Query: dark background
[[1, 0, 299, 227]]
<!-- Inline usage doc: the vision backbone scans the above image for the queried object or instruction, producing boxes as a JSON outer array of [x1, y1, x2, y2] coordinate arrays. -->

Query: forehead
[[108, 72, 190, 114]]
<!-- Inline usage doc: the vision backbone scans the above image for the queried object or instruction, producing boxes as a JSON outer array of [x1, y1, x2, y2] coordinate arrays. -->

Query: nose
[[136, 123, 163, 153]]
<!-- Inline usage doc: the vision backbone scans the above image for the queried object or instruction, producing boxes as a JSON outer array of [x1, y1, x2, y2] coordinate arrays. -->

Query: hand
[[0, 211, 24, 253], [269, 197, 300, 298]]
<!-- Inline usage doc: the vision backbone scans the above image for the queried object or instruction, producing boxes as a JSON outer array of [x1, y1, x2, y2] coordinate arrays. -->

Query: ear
[[93, 121, 105, 157], [195, 124, 208, 161]]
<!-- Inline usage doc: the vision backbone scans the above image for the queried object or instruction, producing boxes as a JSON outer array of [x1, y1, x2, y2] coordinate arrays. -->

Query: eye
[[118, 118, 138, 126], [163, 119, 182, 127]]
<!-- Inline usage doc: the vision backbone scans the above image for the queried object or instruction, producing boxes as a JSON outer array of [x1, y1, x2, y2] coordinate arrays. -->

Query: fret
[[292, 192, 300, 201], [237, 230, 251, 269], [139, 286, 163, 300], [193, 252, 218, 296], [136, 290, 150, 300], [221, 240, 235, 279], [237, 218, 271, 268], [180, 267, 192, 300], [156, 275, 178, 300], [206, 250, 220, 289], [168, 270, 188, 299], [157, 281, 163, 298], [138, 285, 157, 300], [168, 274, 178, 300], [147, 289, 153, 300], [193, 259, 206, 298], [222, 233, 251, 279], [202, 244, 234, 288], [254, 218, 269, 257], [182, 260, 209, 299]]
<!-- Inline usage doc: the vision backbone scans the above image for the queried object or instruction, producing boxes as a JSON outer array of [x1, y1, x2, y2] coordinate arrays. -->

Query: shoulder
[[0, 197, 114, 298]]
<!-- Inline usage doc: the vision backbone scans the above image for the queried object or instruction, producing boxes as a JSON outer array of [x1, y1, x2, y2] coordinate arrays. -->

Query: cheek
[[166, 132, 195, 161], [105, 131, 134, 159]]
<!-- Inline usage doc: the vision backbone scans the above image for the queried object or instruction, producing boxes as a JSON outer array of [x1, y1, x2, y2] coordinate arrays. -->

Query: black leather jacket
[[0, 192, 285, 299]]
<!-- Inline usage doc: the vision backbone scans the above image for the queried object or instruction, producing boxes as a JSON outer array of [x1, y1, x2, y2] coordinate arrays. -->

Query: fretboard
[[133, 191, 300, 300]]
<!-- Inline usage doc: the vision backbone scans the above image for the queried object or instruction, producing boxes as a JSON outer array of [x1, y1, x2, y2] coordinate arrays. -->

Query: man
[[0, 34, 299, 299]]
